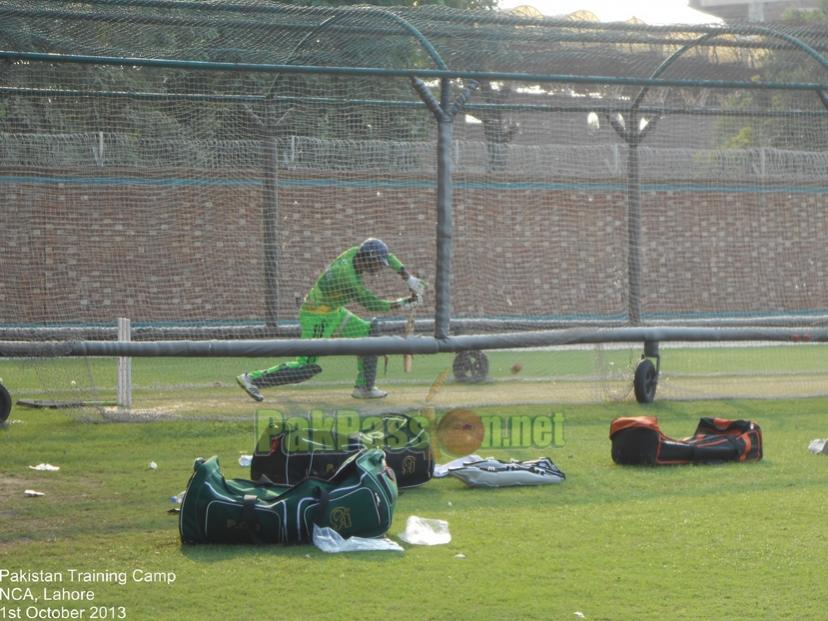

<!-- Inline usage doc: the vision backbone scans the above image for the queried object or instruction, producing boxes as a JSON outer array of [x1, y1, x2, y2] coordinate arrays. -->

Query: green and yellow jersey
[[302, 246, 405, 314]]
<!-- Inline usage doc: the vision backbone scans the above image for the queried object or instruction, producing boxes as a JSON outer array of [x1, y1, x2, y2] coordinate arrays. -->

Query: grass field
[[2, 351, 828, 620]]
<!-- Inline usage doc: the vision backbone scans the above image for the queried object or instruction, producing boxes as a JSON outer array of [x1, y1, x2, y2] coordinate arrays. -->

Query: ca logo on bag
[[402, 456, 417, 476], [329, 507, 352, 530]]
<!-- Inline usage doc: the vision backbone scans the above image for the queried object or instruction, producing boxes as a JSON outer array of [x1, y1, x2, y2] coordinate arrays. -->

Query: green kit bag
[[179, 449, 397, 544]]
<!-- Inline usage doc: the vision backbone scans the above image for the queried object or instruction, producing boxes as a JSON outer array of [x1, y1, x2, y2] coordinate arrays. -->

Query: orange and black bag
[[610, 416, 762, 466]]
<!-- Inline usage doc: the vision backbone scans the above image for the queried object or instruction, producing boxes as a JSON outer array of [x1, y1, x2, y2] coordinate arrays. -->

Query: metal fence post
[[117, 317, 132, 409]]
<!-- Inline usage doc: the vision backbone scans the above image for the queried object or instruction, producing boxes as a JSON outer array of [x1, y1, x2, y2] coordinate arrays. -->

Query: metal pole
[[435, 77, 454, 340], [263, 137, 279, 328], [117, 317, 132, 409], [627, 135, 642, 326], [2, 52, 825, 91], [4, 326, 828, 358]]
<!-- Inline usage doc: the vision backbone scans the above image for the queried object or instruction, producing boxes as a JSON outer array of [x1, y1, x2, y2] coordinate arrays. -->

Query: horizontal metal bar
[[3, 314, 828, 342], [1, 50, 825, 91], [0, 86, 268, 103], [3, 86, 826, 118], [1, 327, 826, 358]]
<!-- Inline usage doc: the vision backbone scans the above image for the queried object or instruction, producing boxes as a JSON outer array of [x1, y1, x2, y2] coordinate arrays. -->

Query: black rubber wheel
[[0, 382, 11, 423], [634, 359, 658, 404], [452, 350, 490, 384]]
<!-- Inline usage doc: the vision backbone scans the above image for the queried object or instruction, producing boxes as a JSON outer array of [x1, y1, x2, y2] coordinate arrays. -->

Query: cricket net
[[1, 1, 827, 410]]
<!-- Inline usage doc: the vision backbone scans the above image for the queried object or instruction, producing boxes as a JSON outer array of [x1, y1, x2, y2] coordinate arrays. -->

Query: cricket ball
[[436, 408, 484, 456], [511, 362, 523, 374]]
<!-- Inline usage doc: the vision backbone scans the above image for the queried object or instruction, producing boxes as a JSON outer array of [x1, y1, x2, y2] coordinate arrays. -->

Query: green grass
[[2, 392, 828, 621]]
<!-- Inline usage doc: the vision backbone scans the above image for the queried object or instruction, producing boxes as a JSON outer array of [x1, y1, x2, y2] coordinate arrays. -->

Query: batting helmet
[[357, 238, 390, 268]]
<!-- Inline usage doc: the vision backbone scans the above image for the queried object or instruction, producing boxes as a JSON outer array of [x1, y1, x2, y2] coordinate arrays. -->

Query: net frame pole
[[117, 317, 132, 409], [263, 136, 280, 328], [3, 327, 827, 358], [626, 132, 642, 326], [608, 112, 649, 326], [436, 77, 453, 340], [411, 76, 479, 340]]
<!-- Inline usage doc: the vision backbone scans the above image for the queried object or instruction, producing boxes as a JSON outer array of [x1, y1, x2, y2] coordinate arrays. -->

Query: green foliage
[[719, 119, 756, 149], [715, 7, 828, 150], [780, 0, 828, 22]]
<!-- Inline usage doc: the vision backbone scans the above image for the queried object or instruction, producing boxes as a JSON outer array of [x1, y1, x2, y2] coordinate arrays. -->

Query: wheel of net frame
[[0, 381, 11, 423], [634, 341, 660, 404], [446, 326, 490, 384]]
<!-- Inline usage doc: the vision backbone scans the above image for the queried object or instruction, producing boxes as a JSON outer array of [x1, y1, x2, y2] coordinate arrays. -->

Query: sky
[[498, 0, 723, 25]]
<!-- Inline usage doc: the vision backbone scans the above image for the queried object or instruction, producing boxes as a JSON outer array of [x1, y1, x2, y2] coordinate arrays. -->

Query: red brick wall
[[2, 170, 826, 326]]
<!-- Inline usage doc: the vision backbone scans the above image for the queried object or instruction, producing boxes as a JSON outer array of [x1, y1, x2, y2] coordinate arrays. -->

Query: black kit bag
[[610, 416, 763, 466], [251, 413, 433, 489]]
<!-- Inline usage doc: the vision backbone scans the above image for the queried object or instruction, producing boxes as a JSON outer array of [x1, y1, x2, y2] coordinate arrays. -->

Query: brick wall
[[2, 169, 826, 326]]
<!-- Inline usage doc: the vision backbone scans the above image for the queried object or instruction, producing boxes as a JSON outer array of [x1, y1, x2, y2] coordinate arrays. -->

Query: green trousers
[[249, 307, 373, 387]]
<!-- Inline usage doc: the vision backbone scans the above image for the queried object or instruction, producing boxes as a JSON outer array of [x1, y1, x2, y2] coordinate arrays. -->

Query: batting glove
[[406, 275, 426, 295]]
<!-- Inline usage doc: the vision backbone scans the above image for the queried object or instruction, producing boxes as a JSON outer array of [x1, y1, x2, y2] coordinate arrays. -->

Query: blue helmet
[[357, 238, 390, 268]]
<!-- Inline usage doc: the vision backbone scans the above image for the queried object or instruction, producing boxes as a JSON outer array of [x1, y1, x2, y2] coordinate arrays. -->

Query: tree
[[0, 1, 497, 141], [716, 4, 828, 150]]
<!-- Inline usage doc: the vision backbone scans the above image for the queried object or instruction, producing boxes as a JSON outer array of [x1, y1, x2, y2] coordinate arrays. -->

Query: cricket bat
[[403, 312, 415, 373]]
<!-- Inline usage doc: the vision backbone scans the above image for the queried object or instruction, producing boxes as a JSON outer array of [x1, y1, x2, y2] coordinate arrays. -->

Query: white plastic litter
[[312, 525, 403, 553], [433, 454, 483, 478], [238, 454, 253, 467], [398, 516, 451, 546], [808, 439, 828, 454], [28, 463, 60, 472], [24, 490, 45, 497], [446, 457, 566, 488]]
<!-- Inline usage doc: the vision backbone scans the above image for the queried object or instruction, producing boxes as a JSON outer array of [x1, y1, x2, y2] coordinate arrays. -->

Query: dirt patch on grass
[[242, 374, 828, 411], [0, 473, 41, 496], [54, 374, 828, 422]]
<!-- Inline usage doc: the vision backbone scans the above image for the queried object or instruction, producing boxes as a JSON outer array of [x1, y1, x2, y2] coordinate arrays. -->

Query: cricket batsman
[[236, 238, 426, 401]]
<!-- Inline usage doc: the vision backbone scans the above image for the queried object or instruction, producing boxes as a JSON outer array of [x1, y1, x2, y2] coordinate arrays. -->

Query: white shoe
[[236, 373, 264, 402], [352, 386, 388, 399]]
